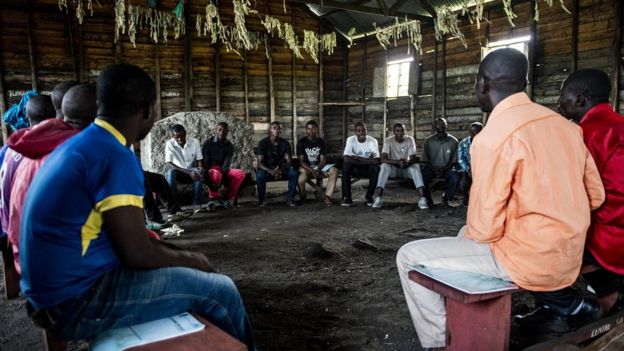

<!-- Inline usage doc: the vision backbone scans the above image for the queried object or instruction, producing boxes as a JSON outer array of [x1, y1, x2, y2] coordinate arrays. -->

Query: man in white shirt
[[165, 124, 204, 210], [341, 122, 380, 207], [372, 123, 428, 210]]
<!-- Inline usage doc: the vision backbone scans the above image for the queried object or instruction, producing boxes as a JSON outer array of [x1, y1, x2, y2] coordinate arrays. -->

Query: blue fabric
[[166, 168, 203, 205], [20, 121, 144, 310], [46, 266, 256, 350], [255, 167, 298, 202], [3, 90, 37, 131], [458, 136, 472, 173]]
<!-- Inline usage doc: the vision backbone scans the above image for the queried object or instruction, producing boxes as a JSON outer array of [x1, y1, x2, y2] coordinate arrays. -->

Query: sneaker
[[418, 197, 429, 210], [366, 199, 373, 207], [341, 198, 353, 207], [372, 196, 383, 209], [568, 298, 602, 329], [206, 200, 217, 211], [222, 199, 234, 209], [259, 200, 267, 207], [193, 204, 202, 213], [286, 199, 298, 207], [167, 212, 188, 222], [145, 220, 170, 230]]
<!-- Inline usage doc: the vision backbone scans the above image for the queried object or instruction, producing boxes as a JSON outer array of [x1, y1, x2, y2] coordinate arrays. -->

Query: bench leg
[[43, 330, 66, 351], [446, 295, 511, 351]]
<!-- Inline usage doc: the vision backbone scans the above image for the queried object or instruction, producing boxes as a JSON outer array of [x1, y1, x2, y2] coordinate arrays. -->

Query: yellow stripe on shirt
[[94, 119, 126, 146], [81, 194, 143, 256]]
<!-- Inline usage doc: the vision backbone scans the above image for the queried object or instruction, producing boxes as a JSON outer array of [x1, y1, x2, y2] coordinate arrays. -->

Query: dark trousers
[[532, 251, 624, 315], [255, 167, 298, 202], [341, 161, 380, 202], [422, 166, 460, 204], [166, 169, 204, 206], [144, 171, 181, 222], [459, 172, 472, 205]]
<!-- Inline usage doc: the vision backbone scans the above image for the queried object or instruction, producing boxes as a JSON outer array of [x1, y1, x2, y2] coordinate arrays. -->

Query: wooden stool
[[409, 270, 520, 351]]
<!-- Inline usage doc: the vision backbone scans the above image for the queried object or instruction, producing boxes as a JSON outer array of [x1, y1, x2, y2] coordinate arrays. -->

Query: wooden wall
[[346, 0, 623, 152], [0, 0, 346, 149]]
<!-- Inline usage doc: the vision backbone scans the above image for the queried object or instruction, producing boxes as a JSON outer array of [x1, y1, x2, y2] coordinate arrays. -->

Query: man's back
[[466, 92, 604, 291], [20, 120, 143, 310]]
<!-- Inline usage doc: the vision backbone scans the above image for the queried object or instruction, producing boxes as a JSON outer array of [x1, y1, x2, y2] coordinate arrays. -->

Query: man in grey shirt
[[372, 124, 428, 210], [421, 117, 460, 206]]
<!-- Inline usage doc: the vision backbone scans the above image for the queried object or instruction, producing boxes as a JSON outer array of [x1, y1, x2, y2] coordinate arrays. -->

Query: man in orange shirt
[[396, 48, 605, 350]]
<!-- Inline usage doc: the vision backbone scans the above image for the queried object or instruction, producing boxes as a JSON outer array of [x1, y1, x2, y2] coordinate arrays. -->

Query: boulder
[[141, 111, 255, 174]]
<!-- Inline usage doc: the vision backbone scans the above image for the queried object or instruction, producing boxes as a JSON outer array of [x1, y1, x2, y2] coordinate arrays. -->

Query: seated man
[[457, 122, 483, 206], [7, 84, 96, 274], [372, 123, 428, 210], [143, 170, 184, 228], [19, 64, 255, 349], [297, 120, 337, 205], [201, 122, 245, 209], [518, 69, 624, 332], [341, 122, 380, 207], [165, 124, 204, 211], [255, 121, 298, 207], [396, 49, 604, 350], [421, 117, 460, 207]]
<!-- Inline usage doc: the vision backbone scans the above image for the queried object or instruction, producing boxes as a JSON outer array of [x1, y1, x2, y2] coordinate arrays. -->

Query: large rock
[[141, 111, 255, 174]]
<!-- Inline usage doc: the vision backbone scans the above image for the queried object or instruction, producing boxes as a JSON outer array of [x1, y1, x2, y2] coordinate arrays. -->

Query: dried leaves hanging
[[434, 6, 466, 48], [372, 18, 423, 55], [57, 0, 93, 24], [113, 0, 185, 47], [534, 0, 572, 21], [347, 28, 357, 48], [320, 32, 337, 56]]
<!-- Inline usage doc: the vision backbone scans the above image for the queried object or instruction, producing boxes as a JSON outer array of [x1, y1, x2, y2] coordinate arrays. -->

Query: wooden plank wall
[[346, 0, 623, 152], [0, 0, 345, 149]]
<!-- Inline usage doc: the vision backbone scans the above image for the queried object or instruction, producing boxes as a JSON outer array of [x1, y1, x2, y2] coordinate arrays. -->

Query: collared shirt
[[343, 135, 380, 158], [201, 136, 233, 171], [579, 103, 624, 274], [382, 135, 417, 161], [465, 92, 604, 291], [256, 137, 292, 169], [165, 137, 202, 169], [19, 119, 144, 309], [421, 133, 458, 168], [457, 136, 472, 173]]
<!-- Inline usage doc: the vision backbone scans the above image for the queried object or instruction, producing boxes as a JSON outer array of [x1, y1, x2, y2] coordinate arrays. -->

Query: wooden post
[[291, 11, 298, 149], [342, 46, 348, 147], [441, 36, 446, 119], [528, 2, 536, 99], [115, 40, 122, 64], [571, 0, 579, 72], [26, 0, 38, 91], [184, 1, 192, 111], [318, 44, 324, 138], [0, 40, 8, 143], [483, 9, 491, 123], [266, 1, 275, 123], [78, 21, 84, 82], [611, 0, 622, 111], [432, 41, 438, 128], [64, 13, 79, 81], [215, 41, 221, 112], [243, 50, 249, 123], [155, 43, 162, 120], [361, 39, 367, 123], [383, 50, 388, 139]]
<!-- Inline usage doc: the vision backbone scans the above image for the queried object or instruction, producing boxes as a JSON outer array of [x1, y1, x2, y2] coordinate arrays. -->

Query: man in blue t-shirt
[[19, 64, 255, 350]]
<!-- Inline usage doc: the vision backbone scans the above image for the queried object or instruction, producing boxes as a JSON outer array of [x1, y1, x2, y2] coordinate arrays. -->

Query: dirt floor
[[0, 180, 538, 351]]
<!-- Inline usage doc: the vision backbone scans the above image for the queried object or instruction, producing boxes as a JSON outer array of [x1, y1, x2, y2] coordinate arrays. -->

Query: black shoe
[[286, 199, 298, 207], [568, 298, 602, 329], [341, 198, 353, 207], [515, 306, 569, 341]]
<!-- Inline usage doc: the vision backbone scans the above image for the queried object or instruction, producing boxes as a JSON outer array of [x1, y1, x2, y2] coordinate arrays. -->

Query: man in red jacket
[[518, 69, 624, 335]]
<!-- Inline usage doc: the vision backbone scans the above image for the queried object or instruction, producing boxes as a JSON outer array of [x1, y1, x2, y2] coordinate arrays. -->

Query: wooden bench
[[43, 314, 247, 351], [409, 269, 520, 351]]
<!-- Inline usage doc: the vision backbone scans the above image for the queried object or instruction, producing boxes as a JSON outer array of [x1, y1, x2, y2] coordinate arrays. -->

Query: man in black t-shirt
[[296, 120, 337, 205], [255, 121, 298, 207]]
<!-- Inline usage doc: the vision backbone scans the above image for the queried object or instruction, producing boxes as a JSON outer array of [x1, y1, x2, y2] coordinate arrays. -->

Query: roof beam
[[292, 0, 432, 22], [376, 0, 389, 16], [419, 0, 437, 17]]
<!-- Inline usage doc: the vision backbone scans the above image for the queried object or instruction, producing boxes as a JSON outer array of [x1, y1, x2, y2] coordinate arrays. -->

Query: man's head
[[393, 123, 406, 142], [51, 80, 79, 119], [557, 69, 611, 123], [62, 84, 97, 130], [97, 63, 156, 141], [469, 122, 483, 139], [306, 120, 319, 139], [269, 121, 282, 138], [215, 122, 229, 142], [26, 95, 55, 126], [354, 121, 367, 142], [171, 124, 187, 147], [474, 48, 528, 113], [434, 118, 447, 134]]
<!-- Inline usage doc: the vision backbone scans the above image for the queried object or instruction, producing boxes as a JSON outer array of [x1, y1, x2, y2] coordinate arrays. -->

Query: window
[[481, 35, 530, 59], [386, 57, 412, 98]]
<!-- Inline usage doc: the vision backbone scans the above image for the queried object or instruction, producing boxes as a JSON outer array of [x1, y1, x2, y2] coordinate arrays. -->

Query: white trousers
[[396, 227, 511, 348], [376, 163, 424, 190]]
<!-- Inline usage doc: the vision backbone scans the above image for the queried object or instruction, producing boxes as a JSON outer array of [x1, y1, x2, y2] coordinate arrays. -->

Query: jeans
[[341, 161, 380, 202], [255, 167, 298, 202], [166, 169, 203, 206], [459, 171, 472, 205], [421, 166, 460, 204], [144, 171, 181, 222], [47, 266, 255, 350]]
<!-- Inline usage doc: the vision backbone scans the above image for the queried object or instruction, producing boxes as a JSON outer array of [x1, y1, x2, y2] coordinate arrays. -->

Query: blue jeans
[[422, 166, 460, 204], [166, 169, 203, 206], [255, 167, 298, 202], [47, 267, 255, 350]]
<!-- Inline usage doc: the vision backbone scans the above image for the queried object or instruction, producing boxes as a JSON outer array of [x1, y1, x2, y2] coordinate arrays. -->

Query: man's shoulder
[[366, 136, 378, 144], [298, 136, 309, 145], [383, 135, 395, 144], [446, 134, 459, 143]]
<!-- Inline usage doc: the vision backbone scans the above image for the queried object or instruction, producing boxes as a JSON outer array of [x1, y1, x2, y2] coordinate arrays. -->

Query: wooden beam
[[389, 0, 408, 13], [441, 36, 446, 119], [243, 50, 249, 123], [342, 46, 348, 147], [115, 40, 122, 64], [432, 40, 438, 127], [184, 1, 192, 111], [418, 0, 437, 18], [292, 10, 298, 149], [78, 20, 84, 82], [64, 13, 79, 81], [289, 0, 432, 22], [482, 9, 491, 124], [528, 3, 536, 99], [361, 39, 367, 123], [0, 22, 8, 143], [571, 0, 579, 72], [318, 25, 324, 138], [215, 41, 221, 112], [266, 2, 275, 122], [155, 43, 162, 120], [26, 0, 38, 91], [376, 0, 389, 16], [383, 50, 388, 139], [612, 0, 623, 111]]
